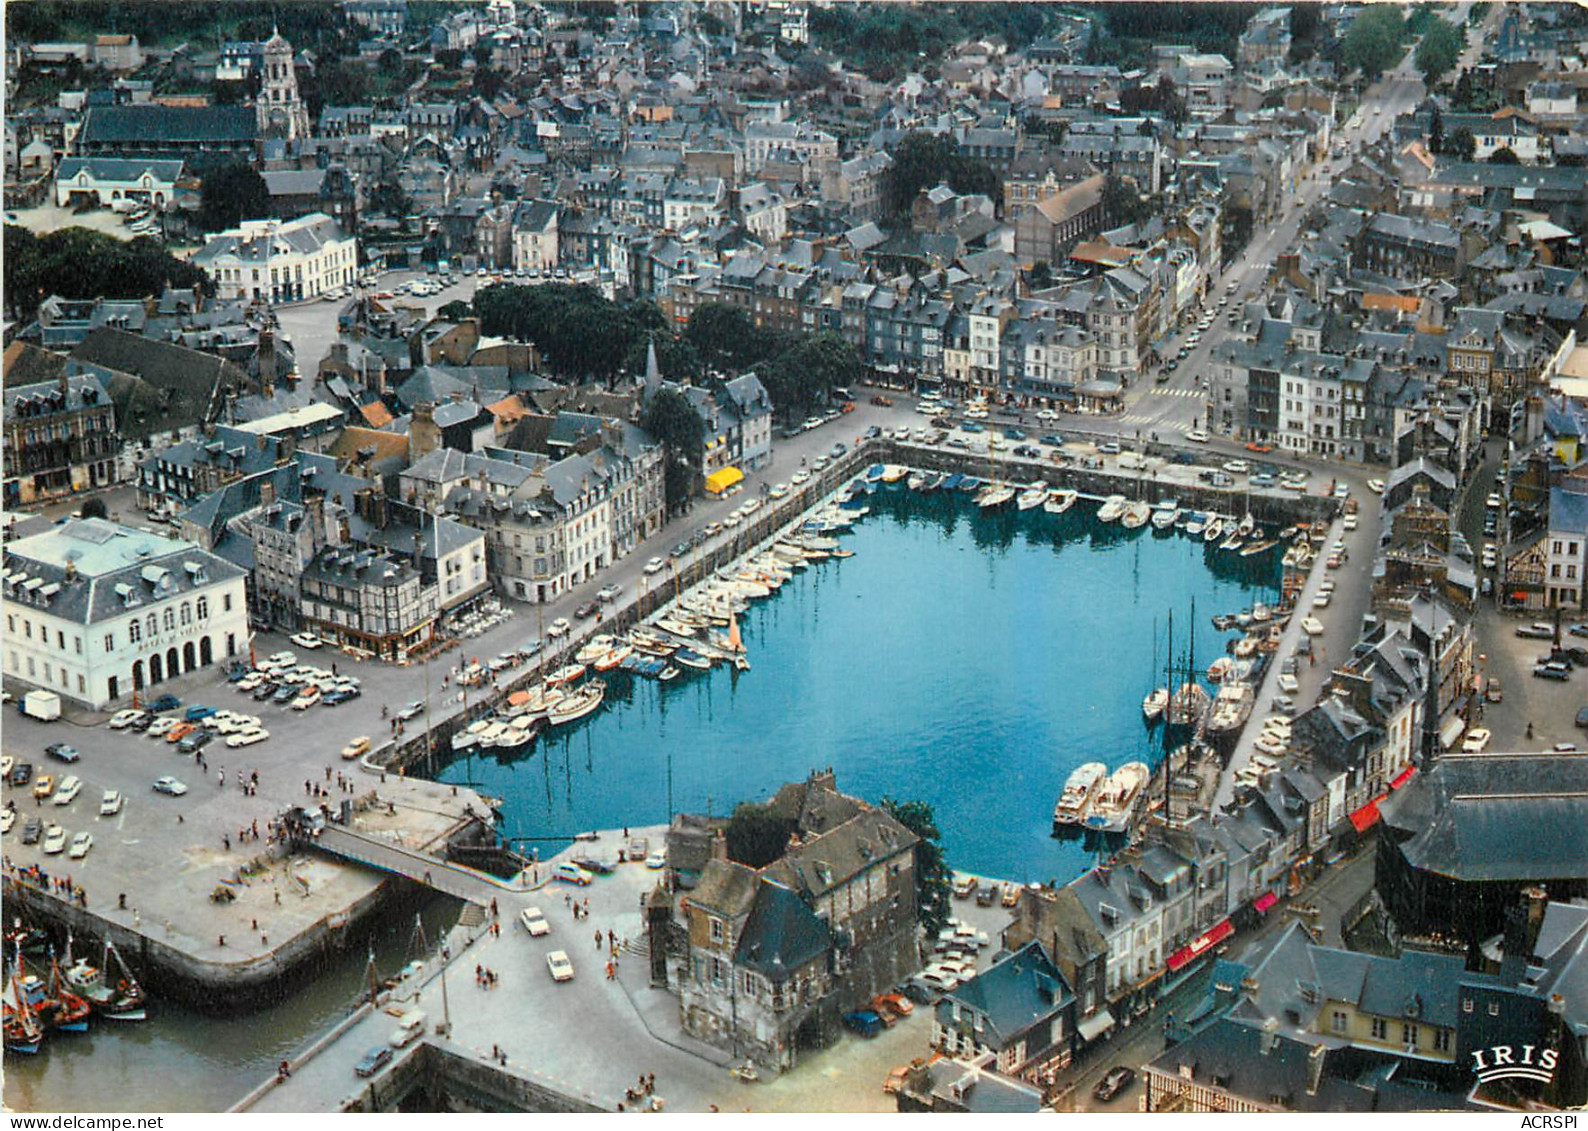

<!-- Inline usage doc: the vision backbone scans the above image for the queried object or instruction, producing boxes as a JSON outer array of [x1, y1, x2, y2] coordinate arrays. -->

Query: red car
[[1245, 442, 1272, 453]]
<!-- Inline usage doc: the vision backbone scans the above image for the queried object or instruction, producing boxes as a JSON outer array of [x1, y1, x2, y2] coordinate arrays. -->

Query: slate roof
[[55, 157, 186, 183], [3, 372, 113, 423], [734, 879, 831, 978], [935, 941, 1073, 1053], [1379, 753, 1588, 882], [1549, 486, 1588, 536], [690, 858, 760, 918], [80, 104, 258, 146], [3, 518, 247, 626], [70, 327, 240, 438]]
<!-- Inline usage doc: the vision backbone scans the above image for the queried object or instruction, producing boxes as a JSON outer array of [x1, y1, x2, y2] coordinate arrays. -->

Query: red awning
[[1390, 766, 1416, 791], [1253, 891, 1278, 914], [1167, 919, 1234, 972], [1349, 799, 1381, 833]]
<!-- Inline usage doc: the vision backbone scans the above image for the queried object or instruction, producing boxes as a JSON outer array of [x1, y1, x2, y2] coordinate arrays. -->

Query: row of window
[[9, 652, 87, 696]]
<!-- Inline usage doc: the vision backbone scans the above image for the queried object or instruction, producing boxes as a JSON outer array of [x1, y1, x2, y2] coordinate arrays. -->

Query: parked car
[[575, 600, 600, 619], [99, 790, 124, 816], [148, 694, 181, 712], [1534, 660, 1572, 681], [355, 1045, 393, 1078], [843, 1010, 884, 1038], [519, 907, 551, 937], [597, 584, 622, 602], [21, 817, 43, 844], [1516, 623, 1556, 640], [1094, 1066, 1137, 1103]]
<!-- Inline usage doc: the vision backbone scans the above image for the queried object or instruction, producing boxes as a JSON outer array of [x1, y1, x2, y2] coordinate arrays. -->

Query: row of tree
[[683, 303, 863, 423], [471, 282, 671, 385], [3, 224, 210, 322]]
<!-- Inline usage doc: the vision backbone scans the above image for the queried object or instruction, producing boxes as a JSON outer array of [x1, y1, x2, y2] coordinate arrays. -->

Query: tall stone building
[[257, 30, 311, 141]]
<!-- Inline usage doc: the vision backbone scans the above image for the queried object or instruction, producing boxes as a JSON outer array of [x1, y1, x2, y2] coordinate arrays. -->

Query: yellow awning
[[704, 466, 744, 494]]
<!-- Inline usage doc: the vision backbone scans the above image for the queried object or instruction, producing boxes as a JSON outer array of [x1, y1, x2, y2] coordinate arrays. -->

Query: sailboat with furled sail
[[4, 966, 43, 1054]]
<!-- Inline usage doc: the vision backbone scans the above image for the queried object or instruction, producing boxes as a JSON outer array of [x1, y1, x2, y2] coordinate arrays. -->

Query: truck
[[19, 690, 61, 722]]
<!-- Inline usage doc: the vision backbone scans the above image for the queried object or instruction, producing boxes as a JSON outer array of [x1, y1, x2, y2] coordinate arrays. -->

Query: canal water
[[2, 898, 461, 1112], [441, 487, 1282, 884]]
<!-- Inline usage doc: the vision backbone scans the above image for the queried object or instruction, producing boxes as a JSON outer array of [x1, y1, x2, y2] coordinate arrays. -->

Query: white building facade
[[3, 519, 249, 708], [191, 213, 358, 304]]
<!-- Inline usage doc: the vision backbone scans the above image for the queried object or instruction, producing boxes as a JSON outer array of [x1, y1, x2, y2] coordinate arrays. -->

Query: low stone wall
[[344, 1039, 607, 1113], [2, 870, 415, 1013]]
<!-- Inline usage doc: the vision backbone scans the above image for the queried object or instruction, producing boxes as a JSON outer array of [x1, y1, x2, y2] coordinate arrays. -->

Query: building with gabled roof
[[933, 941, 1078, 1084], [2, 518, 249, 708], [670, 770, 919, 1071]]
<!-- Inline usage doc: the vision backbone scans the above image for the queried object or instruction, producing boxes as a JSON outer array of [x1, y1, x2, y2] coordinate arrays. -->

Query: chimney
[[1305, 1044, 1325, 1096], [259, 325, 276, 399], [711, 826, 728, 862]]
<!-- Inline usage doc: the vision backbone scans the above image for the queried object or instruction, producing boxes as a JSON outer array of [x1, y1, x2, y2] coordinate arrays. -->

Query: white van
[[389, 1009, 427, 1048]]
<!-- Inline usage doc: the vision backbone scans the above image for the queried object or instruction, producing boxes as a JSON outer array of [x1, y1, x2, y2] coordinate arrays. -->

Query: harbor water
[[441, 486, 1283, 883], [2, 898, 461, 1112]]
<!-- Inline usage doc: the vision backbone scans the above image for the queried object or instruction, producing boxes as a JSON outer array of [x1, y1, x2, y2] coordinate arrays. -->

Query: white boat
[[1151, 501, 1180, 529], [907, 471, 929, 491], [593, 644, 633, 672], [1203, 517, 1224, 543], [1121, 501, 1152, 529], [1097, 495, 1128, 523], [451, 718, 494, 751], [1168, 681, 1211, 727], [1053, 761, 1108, 825], [1208, 657, 1233, 682], [1142, 687, 1169, 724], [1185, 516, 1206, 536], [575, 635, 616, 665], [1016, 481, 1048, 510], [1086, 762, 1150, 832], [494, 715, 541, 751], [1044, 488, 1078, 514], [547, 681, 605, 726], [654, 617, 696, 637], [977, 485, 1017, 510], [881, 465, 908, 483], [547, 664, 586, 686], [1237, 512, 1255, 537], [1219, 531, 1243, 551], [476, 721, 512, 748], [1241, 539, 1279, 557]]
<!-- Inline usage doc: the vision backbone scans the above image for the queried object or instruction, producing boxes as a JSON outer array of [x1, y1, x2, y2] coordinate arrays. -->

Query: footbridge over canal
[[302, 823, 539, 906]]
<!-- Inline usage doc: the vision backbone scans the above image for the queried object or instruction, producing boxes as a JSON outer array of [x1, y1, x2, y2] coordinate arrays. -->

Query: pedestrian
[[218, 934, 226, 947], [223, 835, 231, 851], [325, 766, 333, 782], [305, 780, 312, 796], [608, 929, 616, 949], [595, 929, 603, 951], [274, 890, 281, 906], [219, 768, 225, 788]]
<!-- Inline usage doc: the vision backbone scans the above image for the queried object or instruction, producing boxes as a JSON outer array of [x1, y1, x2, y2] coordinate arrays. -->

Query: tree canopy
[[1413, 17, 1463, 84], [724, 802, 794, 869], [1340, 4, 1406, 79], [639, 387, 705, 516], [3, 224, 210, 321], [881, 798, 952, 936], [473, 283, 668, 385], [883, 132, 999, 222], [198, 164, 270, 232]]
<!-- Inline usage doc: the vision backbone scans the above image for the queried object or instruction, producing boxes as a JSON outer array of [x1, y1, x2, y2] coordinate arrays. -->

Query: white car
[[1486, 493, 1503, 509], [68, 832, 93, 859], [519, 907, 551, 937], [1366, 479, 1385, 494], [546, 950, 575, 982], [290, 632, 324, 650], [1277, 673, 1300, 694], [1301, 617, 1325, 637], [43, 825, 68, 855], [645, 849, 667, 869], [1313, 591, 1332, 609], [146, 717, 180, 738], [1035, 409, 1058, 422], [1342, 514, 1358, 531], [0, 810, 13, 835], [52, 776, 83, 806], [1462, 727, 1492, 753], [548, 618, 571, 638], [268, 651, 298, 667], [596, 584, 622, 602], [1333, 483, 1350, 499], [99, 790, 124, 816], [1223, 459, 1250, 474], [226, 728, 270, 748], [644, 556, 666, 575], [109, 708, 145, 729], [1186, 429, 1210, 443], [291, 687, 320, 710]]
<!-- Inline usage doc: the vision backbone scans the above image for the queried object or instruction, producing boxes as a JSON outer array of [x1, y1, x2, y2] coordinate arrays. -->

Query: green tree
[[1446, 126, 1476, 160], [883, 132, 999, 222], [1101, 172, 1151, 226], [881, 798, 952, 936], [687, 303, 772, 373], [198, 164, 269, 231], [437, 299, 473, 321], [1487, 146, 1520, 164], [1340, 4, 1405, 79], [639, 387, 705, 516], [724, 802, 795, 869], [3, 224, 210, 321], [1414, 18, 1462, 84]]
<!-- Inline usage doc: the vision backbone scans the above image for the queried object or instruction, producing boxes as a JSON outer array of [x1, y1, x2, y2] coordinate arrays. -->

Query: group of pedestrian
[[565, 893, 591, 920], [475, 964, 500, 989]]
